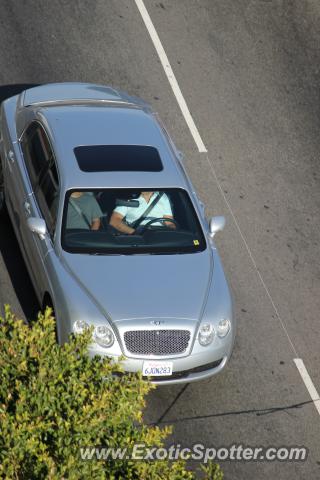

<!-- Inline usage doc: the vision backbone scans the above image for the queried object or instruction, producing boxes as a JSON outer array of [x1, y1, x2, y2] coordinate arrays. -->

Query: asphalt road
[[0, 1, 319, 478]]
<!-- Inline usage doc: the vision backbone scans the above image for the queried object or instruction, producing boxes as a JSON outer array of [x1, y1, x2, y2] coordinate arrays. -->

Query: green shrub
[[0, 306, 223, 479]]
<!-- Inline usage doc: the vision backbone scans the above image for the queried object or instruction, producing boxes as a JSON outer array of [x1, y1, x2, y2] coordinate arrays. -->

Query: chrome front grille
[[124, 329, 191, 356]]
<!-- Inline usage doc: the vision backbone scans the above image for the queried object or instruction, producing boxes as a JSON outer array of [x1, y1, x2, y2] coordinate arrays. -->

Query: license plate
[[142, 361, 173, 377]]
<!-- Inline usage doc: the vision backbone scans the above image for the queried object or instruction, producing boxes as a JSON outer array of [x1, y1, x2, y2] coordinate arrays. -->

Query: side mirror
[[27, 217, 47, 240], [209, 216, 226, 238]]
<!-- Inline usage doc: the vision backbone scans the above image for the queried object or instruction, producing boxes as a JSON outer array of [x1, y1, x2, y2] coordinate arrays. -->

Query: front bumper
[[88, 335, 233, 385], [146, 356, 228, 385]]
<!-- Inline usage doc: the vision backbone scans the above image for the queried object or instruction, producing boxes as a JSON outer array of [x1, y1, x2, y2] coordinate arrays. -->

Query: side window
[[21, 122, 52, 190], [35, 162, 59, 237], [22, 122, 59, 237]]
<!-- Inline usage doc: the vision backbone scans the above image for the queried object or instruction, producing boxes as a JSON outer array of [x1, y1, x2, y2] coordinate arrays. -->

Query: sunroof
[[74, 145, 163, 172]]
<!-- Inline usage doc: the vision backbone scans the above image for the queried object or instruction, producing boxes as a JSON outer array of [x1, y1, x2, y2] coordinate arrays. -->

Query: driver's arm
[[160, 195, 175, 228], [163, 215, 176, 229], [109, 212, 135, 234]]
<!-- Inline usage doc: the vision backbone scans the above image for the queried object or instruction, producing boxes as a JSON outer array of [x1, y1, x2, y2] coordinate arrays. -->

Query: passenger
[[66, 191, 102, 230], [109, 191, 175, 234]]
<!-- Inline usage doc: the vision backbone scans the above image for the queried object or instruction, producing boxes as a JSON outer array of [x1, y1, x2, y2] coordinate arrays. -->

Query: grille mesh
[[124, 329, 191, 356]]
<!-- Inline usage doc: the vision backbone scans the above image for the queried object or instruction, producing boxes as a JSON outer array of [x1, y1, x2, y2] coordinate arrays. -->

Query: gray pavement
[[0, 1, 319, 478]]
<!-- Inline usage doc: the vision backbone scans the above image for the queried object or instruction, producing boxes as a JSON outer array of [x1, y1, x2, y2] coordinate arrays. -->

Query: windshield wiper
[[89, 252, 123, 256]]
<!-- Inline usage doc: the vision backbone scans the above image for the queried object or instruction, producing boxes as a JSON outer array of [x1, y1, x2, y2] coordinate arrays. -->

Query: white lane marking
[[294, 359, 320, 416], [134, 0, 207, 153], [135, 0, 320, 418]]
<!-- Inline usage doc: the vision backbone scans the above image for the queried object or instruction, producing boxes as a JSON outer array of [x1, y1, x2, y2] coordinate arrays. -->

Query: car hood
[[60, 250, 213, 324]]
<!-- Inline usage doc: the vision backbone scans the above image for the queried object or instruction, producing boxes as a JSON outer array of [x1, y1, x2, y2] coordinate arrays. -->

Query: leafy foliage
[[0, 306, 223, 479]]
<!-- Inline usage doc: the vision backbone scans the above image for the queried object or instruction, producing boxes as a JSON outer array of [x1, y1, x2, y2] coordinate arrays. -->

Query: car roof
[[36, 104, 188, 191]]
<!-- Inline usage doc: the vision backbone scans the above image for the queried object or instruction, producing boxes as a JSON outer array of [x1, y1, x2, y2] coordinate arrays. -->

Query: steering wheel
[[136, 217, 179, 234]]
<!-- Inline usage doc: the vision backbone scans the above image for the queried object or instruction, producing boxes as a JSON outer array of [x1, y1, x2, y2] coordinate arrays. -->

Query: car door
[[1, 120, 31, 251], [2, 121, 44, 293], [18, 122, 59, 295]]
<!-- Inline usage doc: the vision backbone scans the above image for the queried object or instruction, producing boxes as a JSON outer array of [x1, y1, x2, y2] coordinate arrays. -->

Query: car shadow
[[0, 84, 40, 104], [0, 210, 39, 322]]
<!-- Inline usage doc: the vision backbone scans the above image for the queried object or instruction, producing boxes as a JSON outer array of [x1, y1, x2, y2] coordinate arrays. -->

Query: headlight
[[93, 325, 114, 348], [198, 323, 215, 346], [73, 319, 89, 334], [217, 318, 231, 338]]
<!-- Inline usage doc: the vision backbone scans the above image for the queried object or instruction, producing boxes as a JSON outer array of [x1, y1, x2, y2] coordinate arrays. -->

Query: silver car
[[0, 83, 235, 384]]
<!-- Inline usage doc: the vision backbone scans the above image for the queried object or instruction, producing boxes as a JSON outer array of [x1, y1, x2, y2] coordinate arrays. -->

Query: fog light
[[94, 325, 114, 348], [217, 319, 231, 338], [198, 323, 215, 346], [73, 320, 89, 334]]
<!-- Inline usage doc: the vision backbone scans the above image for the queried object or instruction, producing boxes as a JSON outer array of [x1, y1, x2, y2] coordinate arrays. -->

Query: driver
[[109, 191, 175, 234]]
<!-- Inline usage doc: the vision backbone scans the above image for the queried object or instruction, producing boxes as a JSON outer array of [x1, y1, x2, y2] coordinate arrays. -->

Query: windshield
[[61, 188, 207, 255]]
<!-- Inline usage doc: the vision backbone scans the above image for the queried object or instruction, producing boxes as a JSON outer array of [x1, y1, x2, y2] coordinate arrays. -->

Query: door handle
[[6, 150, 15, 172], [8, 150, 15, 163], [24, 201, 31, 215]]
